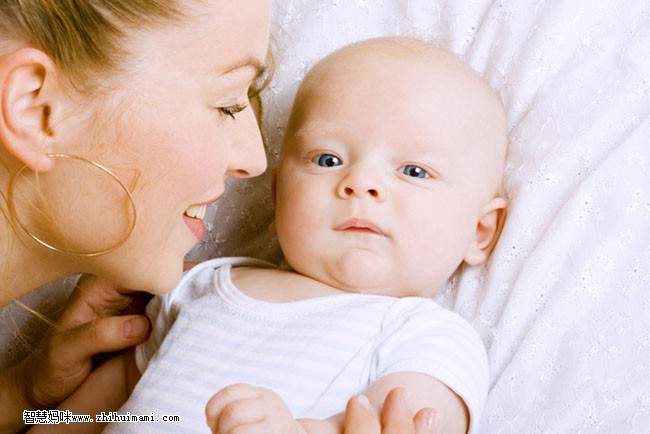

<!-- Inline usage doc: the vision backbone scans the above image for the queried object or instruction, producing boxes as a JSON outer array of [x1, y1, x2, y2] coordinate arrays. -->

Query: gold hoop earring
[[7, 153, 137, 257]]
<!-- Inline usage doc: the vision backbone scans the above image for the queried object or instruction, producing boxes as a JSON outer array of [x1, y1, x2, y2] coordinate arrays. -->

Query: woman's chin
[[111, 255, 184, 295]]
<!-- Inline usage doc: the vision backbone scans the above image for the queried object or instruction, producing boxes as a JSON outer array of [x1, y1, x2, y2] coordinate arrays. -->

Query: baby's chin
[[289, 250, 443, 298], [314, 250, 408, 297]]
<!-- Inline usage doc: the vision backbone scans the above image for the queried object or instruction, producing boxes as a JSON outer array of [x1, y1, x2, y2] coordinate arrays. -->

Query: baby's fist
[[205, 383, 305, 434]]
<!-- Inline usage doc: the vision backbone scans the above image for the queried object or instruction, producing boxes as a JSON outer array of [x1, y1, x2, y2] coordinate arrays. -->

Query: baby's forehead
[[301, 40, 502, 126], [312, 38, 467, 79], [302, 39, 493, 110]]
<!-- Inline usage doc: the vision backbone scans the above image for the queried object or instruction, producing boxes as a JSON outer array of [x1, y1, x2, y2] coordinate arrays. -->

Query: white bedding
[[198, 1, 650, 431], [2, 1, 648, 432]]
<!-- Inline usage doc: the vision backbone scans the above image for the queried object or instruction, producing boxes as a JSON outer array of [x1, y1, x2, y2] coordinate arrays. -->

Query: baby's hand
[[205, 383, 305, 434]]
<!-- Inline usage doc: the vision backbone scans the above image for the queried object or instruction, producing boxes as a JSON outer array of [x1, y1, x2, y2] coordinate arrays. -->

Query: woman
[[0, 1, 433, 432]]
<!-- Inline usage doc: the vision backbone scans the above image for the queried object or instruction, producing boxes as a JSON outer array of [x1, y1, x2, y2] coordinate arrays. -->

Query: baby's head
[[274, 37, 508, 297]]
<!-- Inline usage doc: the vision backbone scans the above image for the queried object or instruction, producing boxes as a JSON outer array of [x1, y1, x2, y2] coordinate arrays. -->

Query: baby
[[47, 37, 508, 434]]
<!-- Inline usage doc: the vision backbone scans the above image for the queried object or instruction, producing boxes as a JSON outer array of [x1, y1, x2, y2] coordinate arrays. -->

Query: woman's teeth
[[184, 204, 207, 220]]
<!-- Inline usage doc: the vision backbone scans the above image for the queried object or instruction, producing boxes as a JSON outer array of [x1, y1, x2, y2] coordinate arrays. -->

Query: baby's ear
[[0, 48, 61, 172], [464, 197, 508, 266]]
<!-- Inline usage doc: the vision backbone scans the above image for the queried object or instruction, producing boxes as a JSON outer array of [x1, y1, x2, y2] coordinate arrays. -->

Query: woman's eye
[[217, 103, 248, 119], [401, 164, 428, 178], [313, 154, 342, 167]]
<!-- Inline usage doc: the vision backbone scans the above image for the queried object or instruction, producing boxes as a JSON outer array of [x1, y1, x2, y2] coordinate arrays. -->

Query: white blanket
[[2, 1, 648, 432]]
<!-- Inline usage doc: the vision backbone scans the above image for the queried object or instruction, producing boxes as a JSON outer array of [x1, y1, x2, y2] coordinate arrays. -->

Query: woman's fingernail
[[425, 409, 437, 433], [356, 394, 372, 409], [124, 317, 149, 339]]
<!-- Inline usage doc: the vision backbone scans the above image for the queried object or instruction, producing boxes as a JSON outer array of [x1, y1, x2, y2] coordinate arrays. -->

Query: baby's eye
[[313, 154, 342, 167], [400, 164, 428, 178]]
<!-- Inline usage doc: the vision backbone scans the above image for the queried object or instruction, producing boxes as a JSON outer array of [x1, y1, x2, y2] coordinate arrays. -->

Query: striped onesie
[[105, 257, 488, 434]]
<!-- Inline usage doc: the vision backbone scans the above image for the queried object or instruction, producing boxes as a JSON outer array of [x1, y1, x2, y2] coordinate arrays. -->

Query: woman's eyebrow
[[219, 57, 266, 79]]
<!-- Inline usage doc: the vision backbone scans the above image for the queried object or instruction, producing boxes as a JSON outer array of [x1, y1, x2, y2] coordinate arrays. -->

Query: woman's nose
[[336, 167, 385, 202], [227, 109, 267, 179]]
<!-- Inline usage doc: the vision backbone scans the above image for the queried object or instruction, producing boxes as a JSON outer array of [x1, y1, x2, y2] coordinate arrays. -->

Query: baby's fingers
[[206, 384, 300, 434], [205, 384, 259, 433], [209, 398, 266, 434], [206, 384, 261, 431]]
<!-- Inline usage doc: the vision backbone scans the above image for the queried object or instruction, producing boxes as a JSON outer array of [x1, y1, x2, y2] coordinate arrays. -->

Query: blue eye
[[314, 154, 342, 167], [401, 165, 428, 178]]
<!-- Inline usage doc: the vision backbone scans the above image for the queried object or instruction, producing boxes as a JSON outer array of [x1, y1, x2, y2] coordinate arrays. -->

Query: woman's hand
[[343, 388, 437, 434], [0, 275, 151, 433]]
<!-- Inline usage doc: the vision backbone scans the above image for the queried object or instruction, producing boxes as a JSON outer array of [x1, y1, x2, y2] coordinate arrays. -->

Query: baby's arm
[[27, 350, 140, 434], [206, 372, 462, 434]]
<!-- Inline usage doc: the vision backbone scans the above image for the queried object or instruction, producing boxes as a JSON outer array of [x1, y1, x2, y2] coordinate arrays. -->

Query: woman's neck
[[0, 211, 75, 307]]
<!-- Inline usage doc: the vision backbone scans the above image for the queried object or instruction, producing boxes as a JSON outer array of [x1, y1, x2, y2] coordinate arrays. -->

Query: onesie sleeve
[[373, 298, 489, 434]]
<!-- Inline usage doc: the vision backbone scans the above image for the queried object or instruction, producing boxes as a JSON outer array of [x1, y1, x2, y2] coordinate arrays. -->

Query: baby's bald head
[[286, 36, 508, 200]]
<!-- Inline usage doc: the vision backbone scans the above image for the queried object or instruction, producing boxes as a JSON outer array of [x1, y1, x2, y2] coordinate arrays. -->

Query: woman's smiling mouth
[[183, 194, 223, 239]]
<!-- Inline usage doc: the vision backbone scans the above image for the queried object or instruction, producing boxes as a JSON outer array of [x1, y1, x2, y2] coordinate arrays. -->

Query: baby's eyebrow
[[292, 120, 337, 138]]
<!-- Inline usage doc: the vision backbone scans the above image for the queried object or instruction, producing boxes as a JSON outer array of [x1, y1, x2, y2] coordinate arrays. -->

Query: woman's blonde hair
[[0, 0, 274, 260], [0, 0, 190, 284], [0, 0, 186, 93]]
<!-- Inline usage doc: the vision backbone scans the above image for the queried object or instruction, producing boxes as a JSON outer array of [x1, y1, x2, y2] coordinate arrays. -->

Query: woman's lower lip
[[183, 215, 206, 240]]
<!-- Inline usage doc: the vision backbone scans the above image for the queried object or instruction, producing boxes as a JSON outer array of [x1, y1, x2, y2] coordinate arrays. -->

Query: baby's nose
[[337, 170, 385, 201], [342, 186, 381, 198]]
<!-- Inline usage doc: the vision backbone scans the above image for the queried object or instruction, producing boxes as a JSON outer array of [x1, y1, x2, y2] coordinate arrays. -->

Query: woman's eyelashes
[[216, 102, 248, 119]]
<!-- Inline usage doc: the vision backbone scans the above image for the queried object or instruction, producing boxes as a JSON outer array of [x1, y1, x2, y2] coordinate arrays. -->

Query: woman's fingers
[[343, 395, 381, 433], [19, 314, 149, 409], [53, 314, 150, 365], [381, 388, 415, 434], [53, 274, 151, 362], [17, 275, 150, 410], [413, 408, 438, 434], [54, 274, 141, 332], [383, 389, 437, 434], [343, 389, 437, 434]]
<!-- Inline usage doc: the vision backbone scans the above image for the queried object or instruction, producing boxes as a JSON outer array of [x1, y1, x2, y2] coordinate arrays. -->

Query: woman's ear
[[0, 48, 61, 172], [464, 197, 508, 266]]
